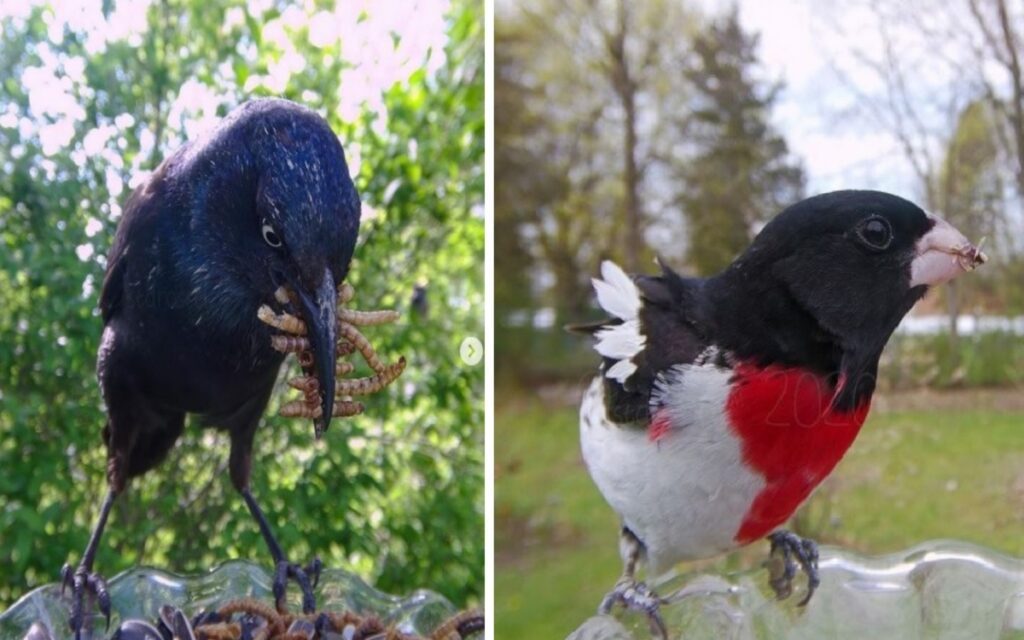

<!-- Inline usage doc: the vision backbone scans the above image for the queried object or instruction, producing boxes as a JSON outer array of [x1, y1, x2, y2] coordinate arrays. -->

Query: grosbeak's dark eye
[[261, 221, 282, 248], [855, 216, 892, 250]]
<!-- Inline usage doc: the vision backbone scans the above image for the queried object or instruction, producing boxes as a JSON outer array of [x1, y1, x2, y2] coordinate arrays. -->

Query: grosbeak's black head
[[721, 190, 986, 410], [189, 98, 361, 435]]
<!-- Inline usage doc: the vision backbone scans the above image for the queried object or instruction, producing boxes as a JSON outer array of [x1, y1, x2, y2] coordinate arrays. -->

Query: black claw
[[71, 573, 85, 637], [272, 562, 289, 612], [289, 567, 315, 614], [63, 565, 114, 640], [314, 613, 332, 637], [306, 557, 323, 589], [272, 559, 319, 614], [87, 574, 112, 630], [61, 564, 74, 596], [64, 565, 104, 638]]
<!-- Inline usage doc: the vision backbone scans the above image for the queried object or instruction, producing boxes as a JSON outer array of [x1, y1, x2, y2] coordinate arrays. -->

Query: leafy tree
[[0, 0, 481, 609], [936, 99, 1004, 345], [678, 10, 805, 276]]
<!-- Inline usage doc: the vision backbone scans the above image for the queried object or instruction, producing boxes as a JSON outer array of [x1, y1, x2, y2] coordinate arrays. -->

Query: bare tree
[[966, 0, 1024, 195], [496, 0, 694, 319], [821, 0, 1017, 340]]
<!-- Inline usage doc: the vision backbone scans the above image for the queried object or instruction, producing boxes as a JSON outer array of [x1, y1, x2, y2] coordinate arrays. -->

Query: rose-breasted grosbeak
[[575, 190, 987, 637]]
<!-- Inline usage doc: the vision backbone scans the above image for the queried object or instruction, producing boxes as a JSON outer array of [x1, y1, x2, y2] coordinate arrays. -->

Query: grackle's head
[[187, 98, 361, 434]]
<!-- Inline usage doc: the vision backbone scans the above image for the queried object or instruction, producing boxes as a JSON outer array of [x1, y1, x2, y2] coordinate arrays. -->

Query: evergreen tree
[[678, 11, 805, 276]]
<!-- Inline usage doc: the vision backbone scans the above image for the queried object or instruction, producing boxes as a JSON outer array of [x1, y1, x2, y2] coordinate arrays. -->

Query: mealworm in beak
[[333, 400, 364, 417], [262, 282, 405, 427], [337, 282, 355, 304], [257, 305, 307, 335], [279, 401, 317, 418], [279, 400, 365, 418], [333, 358, 407, 396], [270, 335, 310, 353], [287, 377, 319, 393], [337, 322, 386, 373], [273, 286, 291, 305], [339, 309, 401, 326]]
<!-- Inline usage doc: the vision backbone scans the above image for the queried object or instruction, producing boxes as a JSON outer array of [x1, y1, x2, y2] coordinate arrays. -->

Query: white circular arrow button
[[460, 336, 482, 366]]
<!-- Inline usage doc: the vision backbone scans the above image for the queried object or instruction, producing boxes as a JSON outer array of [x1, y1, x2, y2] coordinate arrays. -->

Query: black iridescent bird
[[62, 99, 361, 637]]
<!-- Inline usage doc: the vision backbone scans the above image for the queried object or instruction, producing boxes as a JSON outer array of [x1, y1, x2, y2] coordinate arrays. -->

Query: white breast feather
[[580, 360, 766, 576], [591, 260, 644, 383]]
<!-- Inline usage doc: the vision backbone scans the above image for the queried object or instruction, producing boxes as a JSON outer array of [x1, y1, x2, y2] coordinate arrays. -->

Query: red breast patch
[[727, 362, 870, 543], [648, 409, 673, 442]]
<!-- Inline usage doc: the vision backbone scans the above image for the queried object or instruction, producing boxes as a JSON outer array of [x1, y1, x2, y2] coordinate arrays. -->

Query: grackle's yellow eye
[[261, 221, 282, 248]]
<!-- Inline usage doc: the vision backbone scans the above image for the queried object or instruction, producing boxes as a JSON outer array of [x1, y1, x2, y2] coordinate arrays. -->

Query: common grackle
[[62, 98, 361, 637]]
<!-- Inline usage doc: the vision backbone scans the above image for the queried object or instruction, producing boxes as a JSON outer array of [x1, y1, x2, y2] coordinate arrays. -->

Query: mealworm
[[337, 282, 355, 304], [286, 377, 321, 404], [216, 599, 281, 628], [257, 305, 307, 335], [337, 322, 385, 373], [280, 401, 317, 418], [429, 609, 485, 640], [272, 338, 354, 358], [287, 377, 319, 393], [325, 612, 363, 633], [192, 622, 241, 640], [333, 358, 407, 396], [270, 336, 310, 353], [339, 308, 400, 326], [335, 400, 364, 417]]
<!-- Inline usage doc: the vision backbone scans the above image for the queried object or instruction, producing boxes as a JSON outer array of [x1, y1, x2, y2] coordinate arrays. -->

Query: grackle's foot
[[61, 563, 111, 640], [598, 577, 669, 640], [765, 530, 820, 606], [272, 556, 322, 614]]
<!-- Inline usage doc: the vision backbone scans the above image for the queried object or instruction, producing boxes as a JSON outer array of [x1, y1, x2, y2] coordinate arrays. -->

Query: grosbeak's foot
[[598, 578, 669, 640], [765, 530, 820, 606], [272, 556, 323, 614], [61, 563, 112, 640]]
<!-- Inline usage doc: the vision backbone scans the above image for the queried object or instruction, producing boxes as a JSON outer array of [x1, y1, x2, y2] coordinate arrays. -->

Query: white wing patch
[[593, 260, 640, 319], [592, 260, 645, 383]]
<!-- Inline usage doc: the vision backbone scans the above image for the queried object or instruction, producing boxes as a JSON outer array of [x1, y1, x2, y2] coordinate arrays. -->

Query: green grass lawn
[[495, 387, 1024, 639]]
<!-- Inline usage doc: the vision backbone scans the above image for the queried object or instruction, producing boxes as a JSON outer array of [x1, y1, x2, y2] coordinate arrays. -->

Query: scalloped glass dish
[[570, 540, 1024, 640], [0, 561, 458, 640]]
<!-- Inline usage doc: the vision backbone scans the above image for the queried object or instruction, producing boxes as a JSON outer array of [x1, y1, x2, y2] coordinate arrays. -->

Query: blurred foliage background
[[495, 0, 1024, 636], [0, 0, 482, 610]]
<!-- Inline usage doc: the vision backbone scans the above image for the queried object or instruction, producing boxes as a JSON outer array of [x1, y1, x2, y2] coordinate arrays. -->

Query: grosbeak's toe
[[766, 530, 820, 606], [598, 578, 669, 640]]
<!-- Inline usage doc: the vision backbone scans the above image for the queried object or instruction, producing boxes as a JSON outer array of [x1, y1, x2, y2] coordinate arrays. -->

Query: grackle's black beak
[[292, 267, 337, 438]]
